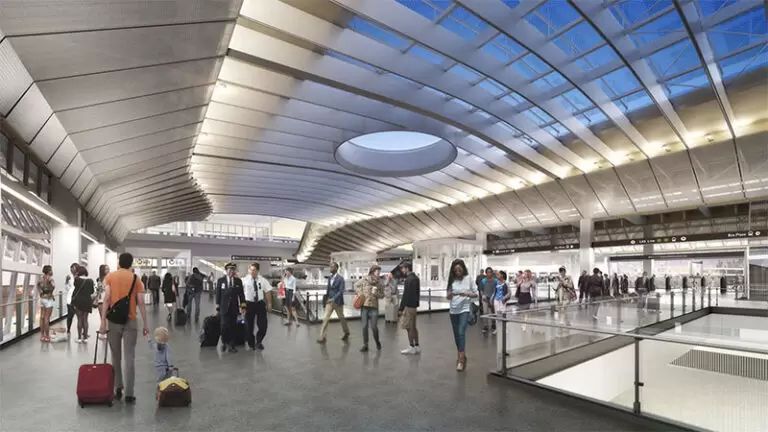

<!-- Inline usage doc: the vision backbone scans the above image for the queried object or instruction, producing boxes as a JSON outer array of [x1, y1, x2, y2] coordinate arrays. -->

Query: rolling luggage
[[157, 368, 191, 407], [174, 307, 187, 326], [233, 317, 247, 346], [200, 315, 220, 347], [76, 333, 114, 407], [646, 294, 661, 311]]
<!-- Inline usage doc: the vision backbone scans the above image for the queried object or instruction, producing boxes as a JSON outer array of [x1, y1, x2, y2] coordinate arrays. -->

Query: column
[[643, 225, 653, 276], [579, 218, 594, 275], [87, 243, 106, 281], [52, 226, 81, 295], [106, 250, 118, 271]]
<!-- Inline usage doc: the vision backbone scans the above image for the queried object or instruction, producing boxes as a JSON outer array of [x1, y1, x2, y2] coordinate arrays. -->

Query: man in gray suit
[[317, 262, 349, 344]]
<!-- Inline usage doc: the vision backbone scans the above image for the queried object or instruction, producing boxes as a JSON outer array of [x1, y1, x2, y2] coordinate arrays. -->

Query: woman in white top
[[283, 268, 299, 326], [446, 259, 478, 372], [517, 269, 537, 310]]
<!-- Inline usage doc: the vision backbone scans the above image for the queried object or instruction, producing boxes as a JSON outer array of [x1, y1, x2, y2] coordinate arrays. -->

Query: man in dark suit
[[147, 270, 161, 305], [317, 262, 349, 344], [216, 262, 245, 353], [635, 272, 650, 294]]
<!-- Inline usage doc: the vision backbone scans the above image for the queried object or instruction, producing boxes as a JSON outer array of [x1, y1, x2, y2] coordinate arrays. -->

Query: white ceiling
[[0, 0, 765, 261]]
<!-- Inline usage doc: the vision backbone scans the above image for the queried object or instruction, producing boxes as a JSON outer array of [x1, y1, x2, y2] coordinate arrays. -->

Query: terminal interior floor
[[0, 298, 682, 432]]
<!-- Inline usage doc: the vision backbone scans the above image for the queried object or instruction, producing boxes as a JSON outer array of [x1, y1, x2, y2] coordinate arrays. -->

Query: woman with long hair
[[37, 265, 55, 342], [354, 265, 387, 352], [162, 272, 177, 321], [71, 265, 95, 343], [95, 264, 110, 339], [446, 259, 478, 371]]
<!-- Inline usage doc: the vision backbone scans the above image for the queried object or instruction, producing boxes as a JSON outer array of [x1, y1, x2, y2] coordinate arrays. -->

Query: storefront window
[[12, 144, 26, 183], [0, 134, 9, 175], [28, 160, 39, 192]]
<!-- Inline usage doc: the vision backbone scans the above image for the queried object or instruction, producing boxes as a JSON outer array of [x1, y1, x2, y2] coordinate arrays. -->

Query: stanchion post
[[428, 288, 432, 311], [708, 289, 711, 308], [500, 317, 507, 375], [670, 291, 675, 317]]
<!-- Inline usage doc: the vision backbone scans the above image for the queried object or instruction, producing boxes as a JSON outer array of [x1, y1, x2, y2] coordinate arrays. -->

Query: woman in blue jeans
[[354, 265, 387, 352], [446, 259, 478, 372]]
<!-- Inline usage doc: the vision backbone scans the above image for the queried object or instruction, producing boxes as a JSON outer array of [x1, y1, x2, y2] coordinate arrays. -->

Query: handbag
[[106, 275, 137, 325], [277, 282, 286, 299], [353, 294, 365, 310], [468, 302, 479, 326]]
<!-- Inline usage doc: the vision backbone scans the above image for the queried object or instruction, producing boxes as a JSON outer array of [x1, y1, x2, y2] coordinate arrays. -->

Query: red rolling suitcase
[[76, 332, 114, 407]]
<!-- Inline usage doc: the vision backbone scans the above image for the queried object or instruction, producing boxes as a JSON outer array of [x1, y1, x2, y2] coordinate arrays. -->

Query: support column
[[643, 225, 654, 276], [106, 250, 118, 271], [579, 218, 594, 275], [52, 226, 81, 293], [87, 243, 106, 281]]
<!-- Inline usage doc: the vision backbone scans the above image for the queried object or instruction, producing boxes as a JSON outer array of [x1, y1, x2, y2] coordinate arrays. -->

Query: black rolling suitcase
[[233, 317, 247, 346], [200, 315, 220, 347], [174, 307, 187, 326]]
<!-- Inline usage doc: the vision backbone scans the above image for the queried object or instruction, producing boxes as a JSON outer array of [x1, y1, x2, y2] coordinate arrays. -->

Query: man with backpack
[[98, 253, 149, 404]]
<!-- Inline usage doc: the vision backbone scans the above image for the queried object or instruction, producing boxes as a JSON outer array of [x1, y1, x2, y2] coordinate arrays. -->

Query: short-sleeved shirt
[[243, 274, 273, 302], [104, 269, 145, 321], [284, 275, 296, 291]]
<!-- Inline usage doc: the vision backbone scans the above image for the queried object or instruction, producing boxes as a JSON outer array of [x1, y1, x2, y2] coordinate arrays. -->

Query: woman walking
[[71, 265, 95, 343], [354, 265, 386, 352], [517, 270, 537, 310], [37, 265, 55, 342], [161, 273, 177, 321], [446, 259, 478, 372], [95, 264, 109, 339]]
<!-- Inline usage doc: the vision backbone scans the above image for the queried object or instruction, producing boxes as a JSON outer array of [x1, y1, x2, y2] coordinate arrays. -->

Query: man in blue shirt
[[317, 262, 350, 344]]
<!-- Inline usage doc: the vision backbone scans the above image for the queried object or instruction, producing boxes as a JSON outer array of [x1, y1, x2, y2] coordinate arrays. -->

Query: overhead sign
[[376, 256, 412, 263], [609, 251, 744, 261], [231, 255, 283, 262], [484, 244, 578, 256], [593, 230, 764, 248]]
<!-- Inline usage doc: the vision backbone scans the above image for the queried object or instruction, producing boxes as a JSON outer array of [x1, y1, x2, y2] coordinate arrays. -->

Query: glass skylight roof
[[439, 6, 488, 40]]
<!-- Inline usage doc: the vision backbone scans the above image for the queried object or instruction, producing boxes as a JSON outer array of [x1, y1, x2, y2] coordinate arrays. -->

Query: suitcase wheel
[[79, 400, 84, 408]]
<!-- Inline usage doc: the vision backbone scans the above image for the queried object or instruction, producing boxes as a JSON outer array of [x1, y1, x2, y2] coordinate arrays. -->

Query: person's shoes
[[456, 361, 464, 372], [492, 329, 497, 335], [245, 345, 252, 351], [400, 347, 416, 355], [316, 338, 326, 344], [256, 343, 265, 351], [125, 396, 136, 404], [413, 346, 422, 355], [114, 388, 123, 401], [284, 321, 292, 326], [167, 313, 171, 321], [228, 345, 237, 353], [375, 341, 382, 350], [482, 327, 488, 334], [360, 345, 369, 352], [341, 333, 350, 341], [592, 315, 599, 320]]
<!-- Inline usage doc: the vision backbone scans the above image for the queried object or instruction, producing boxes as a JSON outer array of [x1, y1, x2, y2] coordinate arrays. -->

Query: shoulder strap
[[128, 274, 137, 299]]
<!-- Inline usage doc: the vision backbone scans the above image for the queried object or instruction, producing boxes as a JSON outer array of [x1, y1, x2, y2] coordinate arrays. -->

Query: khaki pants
[[319, 303, 349, 339], [107, 319, 138, 397]]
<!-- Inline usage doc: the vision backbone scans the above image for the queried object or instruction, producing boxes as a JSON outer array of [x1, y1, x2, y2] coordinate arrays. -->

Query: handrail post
[[708, 288, 712, 308], [700, 287, 705, 309], [28, 298, 34, 332], [692, 290, 696, 311], [15, 301, 22, 337], [428, 287, 432, 312], [499, 317, 507, 375], [682, 290, 687, 313], [58, 291, 64, 318], [633, 337, 643, 414]]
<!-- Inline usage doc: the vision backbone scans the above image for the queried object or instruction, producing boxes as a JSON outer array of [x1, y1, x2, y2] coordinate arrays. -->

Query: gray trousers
[[108, 319, 138, 397]]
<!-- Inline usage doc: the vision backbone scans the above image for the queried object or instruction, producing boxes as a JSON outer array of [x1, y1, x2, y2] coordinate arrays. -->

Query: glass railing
[[0, 291, 67, 345], [485, 289, 768, 431]]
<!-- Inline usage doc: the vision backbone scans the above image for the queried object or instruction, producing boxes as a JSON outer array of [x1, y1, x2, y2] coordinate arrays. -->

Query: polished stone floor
[[1, 297, 680, 432]]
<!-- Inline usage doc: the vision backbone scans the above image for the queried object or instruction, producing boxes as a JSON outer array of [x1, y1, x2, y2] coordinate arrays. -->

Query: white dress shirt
[[243, 274, 272, 302], [284, 275, 297, 291]]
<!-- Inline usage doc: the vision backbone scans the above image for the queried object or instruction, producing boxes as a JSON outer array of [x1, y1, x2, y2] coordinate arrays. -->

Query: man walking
[[243, 263, 272, 351], [99, 253, 149, 404], [216, 263, 245, 353], [399, 262, 421, 355], [147, 270, 161, 306], [577, 270, 588, 305], [588, 268, 604, 321], [317, 262, 350, 344], [185, 267, 204, 322]]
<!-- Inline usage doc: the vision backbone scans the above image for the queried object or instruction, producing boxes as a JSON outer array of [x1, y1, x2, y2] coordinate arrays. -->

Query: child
[[493, 271, 511, 335], [148, 327, 173, 382]]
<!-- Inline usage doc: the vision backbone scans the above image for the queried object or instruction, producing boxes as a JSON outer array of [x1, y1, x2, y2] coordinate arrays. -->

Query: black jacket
[[635, 277, 649, 292], [71, 277, 95, 312], [399, 272, 420, 311], [186, 272, 204, 293], [587, 275, 603, 296], [147, 274, 161, 291], [620, 276, 629, 293], [215, 276, 245, 316], [665, 276, 672, 290], [720, 276, 727, 289]]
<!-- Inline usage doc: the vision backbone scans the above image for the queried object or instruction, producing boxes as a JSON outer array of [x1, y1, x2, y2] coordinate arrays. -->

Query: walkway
[[0, 297, 680, 432]]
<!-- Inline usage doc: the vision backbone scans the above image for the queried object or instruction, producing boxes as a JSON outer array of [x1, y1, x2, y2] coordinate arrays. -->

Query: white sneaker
[[413, 346, 421, 355], [492, 329, 497, 335], [400, 347, 416, 355]]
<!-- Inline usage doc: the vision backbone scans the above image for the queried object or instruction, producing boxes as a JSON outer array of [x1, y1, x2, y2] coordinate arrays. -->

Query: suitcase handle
[[94, 331, 109, 364]]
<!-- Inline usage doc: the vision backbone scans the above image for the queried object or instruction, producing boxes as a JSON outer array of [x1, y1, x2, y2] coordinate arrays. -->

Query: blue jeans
[[361, 307, 380, 346], [450, 312, 469, 353]]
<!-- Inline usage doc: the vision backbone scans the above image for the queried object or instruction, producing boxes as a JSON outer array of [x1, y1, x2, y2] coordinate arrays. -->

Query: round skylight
[[335, 131, 456, 177]]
